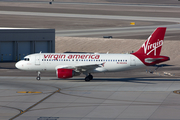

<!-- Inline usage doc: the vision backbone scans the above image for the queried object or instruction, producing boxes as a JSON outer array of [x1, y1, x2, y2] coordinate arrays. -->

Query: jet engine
[[56, 68, 81, 79]]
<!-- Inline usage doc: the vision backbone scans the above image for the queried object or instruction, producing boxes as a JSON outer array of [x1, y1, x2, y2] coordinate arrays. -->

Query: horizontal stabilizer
[[145, 58, 163, 63]]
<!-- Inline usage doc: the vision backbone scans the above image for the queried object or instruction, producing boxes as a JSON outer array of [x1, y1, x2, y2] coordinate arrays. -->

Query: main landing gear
[[85, 73, 93, 82], [36, 71, 41, 80]]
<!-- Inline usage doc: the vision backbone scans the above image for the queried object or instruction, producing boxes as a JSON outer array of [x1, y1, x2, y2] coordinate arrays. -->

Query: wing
[[55, 63, 105, 72]]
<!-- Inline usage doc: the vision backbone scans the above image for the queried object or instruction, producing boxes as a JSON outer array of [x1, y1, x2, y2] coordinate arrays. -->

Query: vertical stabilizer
[[133, 27, 170, 66], [134, 27, 166, 56]]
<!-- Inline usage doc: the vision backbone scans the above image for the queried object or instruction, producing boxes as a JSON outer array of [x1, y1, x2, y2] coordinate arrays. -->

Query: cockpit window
[[24, 58, 30, 61]]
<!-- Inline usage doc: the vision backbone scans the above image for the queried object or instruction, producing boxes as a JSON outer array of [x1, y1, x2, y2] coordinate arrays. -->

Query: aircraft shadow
[[50, 77, 180, 84]]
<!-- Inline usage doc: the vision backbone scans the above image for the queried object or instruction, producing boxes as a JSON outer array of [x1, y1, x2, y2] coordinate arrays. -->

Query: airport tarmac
[[0, 61, 180, 120], [0, 0, 180, 120], [1, 1, 180, 39], [1, 76, 180, 120]]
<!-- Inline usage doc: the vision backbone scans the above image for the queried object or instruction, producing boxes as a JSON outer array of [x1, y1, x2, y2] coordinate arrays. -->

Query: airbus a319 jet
[[15, 27, 170, 81]]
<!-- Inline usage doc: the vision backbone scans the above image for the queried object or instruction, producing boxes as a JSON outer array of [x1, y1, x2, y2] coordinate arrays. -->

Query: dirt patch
[[56, 37, 180, 66]]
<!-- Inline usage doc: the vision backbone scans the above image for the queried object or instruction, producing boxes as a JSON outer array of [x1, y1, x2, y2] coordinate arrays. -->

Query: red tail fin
[[134, 27, 166, 56], [133, 27, 170, 66]]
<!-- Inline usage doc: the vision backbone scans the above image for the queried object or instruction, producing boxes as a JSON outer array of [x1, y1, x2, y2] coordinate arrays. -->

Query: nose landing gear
[[36, 71, 41, 80]]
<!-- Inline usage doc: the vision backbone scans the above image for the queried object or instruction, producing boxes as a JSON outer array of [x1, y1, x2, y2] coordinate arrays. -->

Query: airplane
[[15, 27, 170, 81]]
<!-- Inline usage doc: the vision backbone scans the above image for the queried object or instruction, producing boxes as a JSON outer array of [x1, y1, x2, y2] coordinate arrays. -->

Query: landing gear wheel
[[36, 76, 41, 80], [89, 74, 93, 80], [85, 74, 93, 82], [85, 76, 90, 82]]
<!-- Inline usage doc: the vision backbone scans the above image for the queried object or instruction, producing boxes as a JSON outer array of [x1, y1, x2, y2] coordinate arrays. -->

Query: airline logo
[[101, 62, 106, 67], [44, 54, 100, 59], [141, 35, 163, 56]]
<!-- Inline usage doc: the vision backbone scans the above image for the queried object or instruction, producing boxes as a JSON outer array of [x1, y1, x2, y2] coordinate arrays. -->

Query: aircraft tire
[[89, 74, 93, 80], [36, 76, 41, 80], [85, 76, 90, 82]]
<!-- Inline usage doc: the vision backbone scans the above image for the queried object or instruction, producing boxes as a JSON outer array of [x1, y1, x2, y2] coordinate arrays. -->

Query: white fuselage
[[15, 53, 145, 73]]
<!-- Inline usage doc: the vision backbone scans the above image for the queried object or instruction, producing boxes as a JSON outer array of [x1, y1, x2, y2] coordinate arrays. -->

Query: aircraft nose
[[15, 61, 22, 69], [15, 62, 20, 69]]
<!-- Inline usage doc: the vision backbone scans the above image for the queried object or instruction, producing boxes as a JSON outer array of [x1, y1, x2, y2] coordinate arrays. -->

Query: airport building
[[0, 28, 55, 61]]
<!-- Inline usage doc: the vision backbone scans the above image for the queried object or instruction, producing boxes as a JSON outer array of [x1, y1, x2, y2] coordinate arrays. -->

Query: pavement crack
[[9, 88, 61, 120]]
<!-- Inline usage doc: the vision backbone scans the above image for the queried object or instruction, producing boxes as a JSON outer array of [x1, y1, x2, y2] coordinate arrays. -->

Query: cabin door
[[35, 55, 40, 65]]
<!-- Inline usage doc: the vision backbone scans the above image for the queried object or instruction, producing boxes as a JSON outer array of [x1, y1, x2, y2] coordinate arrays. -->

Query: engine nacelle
[[56, 68, 80, 79]]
